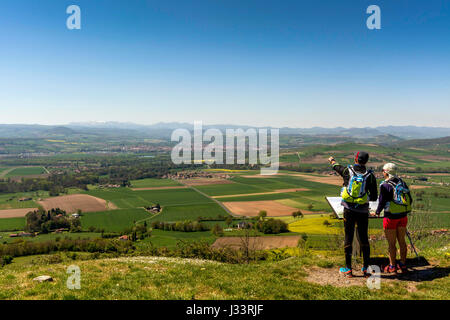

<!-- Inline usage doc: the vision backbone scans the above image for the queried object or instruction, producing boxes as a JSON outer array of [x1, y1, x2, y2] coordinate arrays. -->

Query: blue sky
[[0, 0, 449, 127]]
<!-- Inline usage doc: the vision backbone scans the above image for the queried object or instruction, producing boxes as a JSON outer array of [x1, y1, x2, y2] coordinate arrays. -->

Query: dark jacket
[[332, 163, 378, 213], [376, 177, 412, 219]]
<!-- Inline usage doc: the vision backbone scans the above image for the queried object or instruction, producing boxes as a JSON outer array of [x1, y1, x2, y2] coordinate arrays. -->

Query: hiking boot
[[361, 267, 371, 278], [383, 264, 397, 273], [397, 262, 408, 273], [339, 267, 353, 278]]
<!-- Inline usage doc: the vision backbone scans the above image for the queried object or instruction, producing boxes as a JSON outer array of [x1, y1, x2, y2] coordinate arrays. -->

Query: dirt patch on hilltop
[[38, 194, 115, 214], [0, 208, 37, 218], [305, 262, 447, 291], [212, 235, 300, 250], [222, 200, 298, 217]]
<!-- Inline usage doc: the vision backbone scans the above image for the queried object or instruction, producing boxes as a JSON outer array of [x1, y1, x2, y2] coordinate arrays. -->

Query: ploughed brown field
[[0, 208, 37, 218], [222, 200, 298, 217], [409, 185, 432, 190], [212, 235, 300, 250], [418, 155, 450, 162], [37, 194, 115, 213]]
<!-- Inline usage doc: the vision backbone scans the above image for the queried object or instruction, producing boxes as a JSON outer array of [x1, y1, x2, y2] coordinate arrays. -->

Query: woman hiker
[[374, 163, 413, 273]]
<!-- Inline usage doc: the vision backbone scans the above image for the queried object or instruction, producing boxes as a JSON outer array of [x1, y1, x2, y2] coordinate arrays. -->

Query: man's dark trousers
[[343, 208, 370, 269]]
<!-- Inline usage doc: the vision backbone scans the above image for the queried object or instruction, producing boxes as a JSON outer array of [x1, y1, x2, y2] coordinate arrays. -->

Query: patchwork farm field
[[86, 187, 215, 208], [81, 208, 151, 232], [0, 208, 36, 218], [0, 192, 42, 210], [223, 200, 301, 217], [138, 229, 216, 248], [0, 167, 447, 247], [0, 217, 26, 232], [148, 203, 228, 222], [38, 194, 115, 213], [130, 178, 182, 188], [279, 143, 450, 172], [4, 166, 47, 177]]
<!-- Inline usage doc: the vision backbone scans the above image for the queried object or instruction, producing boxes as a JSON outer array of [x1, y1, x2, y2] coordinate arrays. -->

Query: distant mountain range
[[0, 122, 450, 141]]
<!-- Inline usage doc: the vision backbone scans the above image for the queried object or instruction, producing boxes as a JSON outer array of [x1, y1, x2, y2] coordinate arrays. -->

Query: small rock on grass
[[33, 275, 53, 282]]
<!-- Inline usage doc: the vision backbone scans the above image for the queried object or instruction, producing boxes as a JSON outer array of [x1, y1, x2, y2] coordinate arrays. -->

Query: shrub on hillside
[[255, 219, 288, 234], [211, 224, 224, 236], [0, 238, 134, 258], [0, 255, 13, 267], [25, 208, 80, 233]]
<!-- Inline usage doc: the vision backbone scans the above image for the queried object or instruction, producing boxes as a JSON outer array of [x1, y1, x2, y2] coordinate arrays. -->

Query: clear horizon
[[1, 1, 449, 127]]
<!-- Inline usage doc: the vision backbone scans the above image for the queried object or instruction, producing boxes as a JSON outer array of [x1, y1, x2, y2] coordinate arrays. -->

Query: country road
[[0, 167, 17, 178]]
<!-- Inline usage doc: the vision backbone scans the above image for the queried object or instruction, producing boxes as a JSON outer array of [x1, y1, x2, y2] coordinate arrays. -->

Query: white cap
[[383, 163, 397, 176]]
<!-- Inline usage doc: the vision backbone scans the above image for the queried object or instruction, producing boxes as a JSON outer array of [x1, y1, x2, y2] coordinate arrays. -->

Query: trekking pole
[[406, 229, 419, 258]]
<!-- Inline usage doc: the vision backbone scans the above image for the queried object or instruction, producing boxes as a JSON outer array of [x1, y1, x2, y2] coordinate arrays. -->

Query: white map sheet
[[325, 197, 382, 219]]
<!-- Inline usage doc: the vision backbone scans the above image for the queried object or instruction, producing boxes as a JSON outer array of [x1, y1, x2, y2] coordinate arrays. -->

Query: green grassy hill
[[1, 253, 448, 300]]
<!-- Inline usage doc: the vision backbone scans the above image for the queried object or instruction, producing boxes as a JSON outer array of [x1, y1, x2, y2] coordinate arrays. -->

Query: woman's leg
[[396, 226, 407, 264], [384, 228, 397, 266]]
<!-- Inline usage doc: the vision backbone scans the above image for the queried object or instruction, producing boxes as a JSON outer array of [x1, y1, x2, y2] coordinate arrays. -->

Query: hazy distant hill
[[0, 123, 449, 142], [67, 122, 450, 139], [393, 136, 450, 149]]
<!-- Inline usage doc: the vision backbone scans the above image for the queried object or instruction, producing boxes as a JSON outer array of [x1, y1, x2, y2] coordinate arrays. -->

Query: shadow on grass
[[369, 257, 450, 282]]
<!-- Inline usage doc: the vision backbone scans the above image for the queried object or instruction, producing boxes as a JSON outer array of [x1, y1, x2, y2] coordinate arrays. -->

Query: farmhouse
[[20, 232, 33, 237], [9, 232, 34, 238], [237, 221, 252, 229], [145, 205, 161, 213]]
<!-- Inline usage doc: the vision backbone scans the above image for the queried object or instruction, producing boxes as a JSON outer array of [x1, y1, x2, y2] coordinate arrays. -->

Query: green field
[[0, 192, 44, 210], [138, 229, 216, 248], [1, 253, 448, 300], [86, 187, 216, 209], [216, 192, 300, 202], [130, 178, 182, 188], [148, 203, 228, 223], [81, 208, 151, 232], [0, 231, 102, 244], [5, 167, 47, 177], [0, 218, 26, 232], [196, 174, 338, 196], [279, 142, 450, 171]]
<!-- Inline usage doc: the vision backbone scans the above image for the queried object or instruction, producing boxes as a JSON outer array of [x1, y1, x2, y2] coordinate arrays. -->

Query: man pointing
[[329, 151, 378, 278]]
